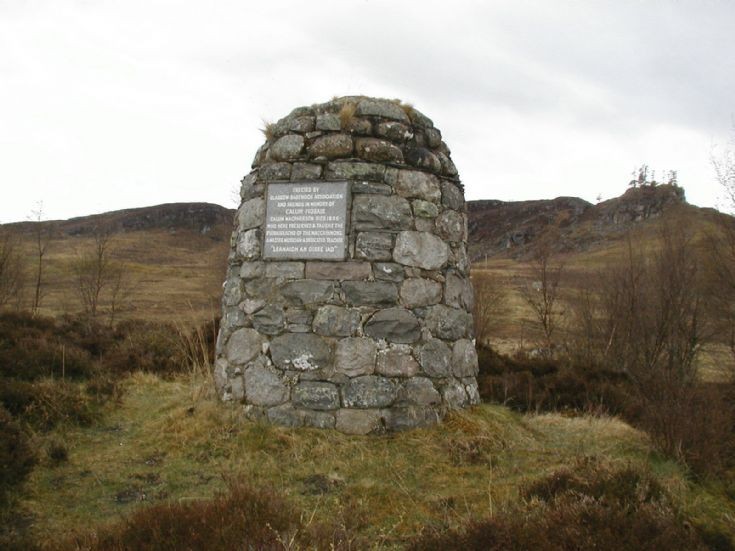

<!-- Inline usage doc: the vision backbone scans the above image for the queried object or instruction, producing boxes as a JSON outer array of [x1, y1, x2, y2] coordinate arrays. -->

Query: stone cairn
[[214, 96, 479, 434]]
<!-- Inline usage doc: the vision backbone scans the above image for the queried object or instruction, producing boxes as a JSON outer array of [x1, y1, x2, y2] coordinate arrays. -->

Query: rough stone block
[[226, 328, 265, 365], [265, 262, 305, 280], [445, 273, 474, 311], [325, 161, 385, 181], [281, 280, 334, 305], [385, 168, 441, 202], [400, 278, 442, 308], [452, 340, 479, 377], [356, 232, 394, 261], [355, 99, 409, 122], [291, 162, 323, 180], [373, 262, 405, 283], [251, 305, 285, 335], [335, 337, 376, 377], [396, 377, 441, 406], [259, 162, 291, 180], [442, 380, 469, 409], [335, 409, 387, 435], [393, 231, 449, 270], [436, 210, 466, 242], [236, 229, 260, 260], [309, 134, 354, 159], [376, 345, 419, 377], [364, 308, 421, 344], [386, 406, 440, 431], [269, 333, 332, 371], [417, 338, 452, 377], [293, 381, 340, 410], [405, 147, 441, 173], [238, 198, 265, 230], [244, 363, 289, 406], [269, 134, 305, 161], [305, 261, 372, 280], [312, 305, 361, 337], [441, 181, 464, 210], [315, 113, 341, 131], [412, 199, 439, 219], [342, 375, 397, 408], [355, 138, 404, 163], [352, 195, 412, 231], [425, 305, 473, 340], [375, 121, 412, 142], [342, 281, 398, 306]]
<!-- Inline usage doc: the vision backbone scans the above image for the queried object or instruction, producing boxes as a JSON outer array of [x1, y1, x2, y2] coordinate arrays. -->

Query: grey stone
[[265, 262, 304, 280], [244, 363, 289, 406], [364, 308, 421, 344], [266, 404, 303, 427], [425, 128, 442, 148], [309, 134, 353, 159], [230, 375, 245, 401], [325, 161, 385, 181], [289, 116, 315, 133], [293, 382, 340, 410], [312, 305, 361, 337], [259, 162, 291, 180], [241, 298, 266, 315], [352, 195, 412, 231], [251, 305, 284, 335], [412, 200, 438, 218], [351, 181, 392, 195], [305, 261, 372, 280], [245, 278, 279, 300], [335, 409, 386, 435], [407, 108, 434, 128], [335, 337, 376, 377], [281, 280, 334, 305], [405, 147, 441, 173], [269, 134, 305, 161], [454, 244, 471, 276], [236, 229, 260, 260], [343, 116, 372, 136], [393, 231, 449, 270], [302, 410, 336, 429], [375, 121, 412, 142], [316, 113, 341, 131], [269, 333, 332, 371], [400, 278, 442, 308], [342, 281, 398, 306], [417, 339, 452, 377], [463, 378, 481, 405], [414, 217, 434, 232], [436, 152, 458, 177], [452, 340, 479, 377], [385, 169, 441, 202], [342, 375, 397, 408], [441, 181, 464, 210], [356, 232, 393, 261], [252, 143, 268, 168], [437, 210, 465, 242], [238, 198, 265, 230], [223, 307, 246, 329], [213, 358, 228, 396], [288, 324, 312, 333], [386, 406, 440, 431], [286, 309, 312, 325], [374, 262, 405, 283], [226, 328, 265, 365], [223, 278, 243, 307], [442, 380, 468, 409], [355, 138, 404, 163], [291, 162, 323, 180], [239, 261, 265, 280], [376, 345, 419, 377], [425, 305, 473, 340], [445, 273, 474, 311], [396, 377, 441, 406], [355, 99, 409, 122]]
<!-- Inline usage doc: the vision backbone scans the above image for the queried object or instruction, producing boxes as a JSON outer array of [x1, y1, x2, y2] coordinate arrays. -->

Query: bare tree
[[521, 238, 564, 355], [73, 228, 127, 321], [0, 229, 24, 308], [471, 270, 506, 348], [712, 124, 735, 212], [30, 202, 51, 315]]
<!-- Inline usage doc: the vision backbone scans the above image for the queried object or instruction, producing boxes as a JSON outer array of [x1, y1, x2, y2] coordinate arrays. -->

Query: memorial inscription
[[263, 181, 349, 260]]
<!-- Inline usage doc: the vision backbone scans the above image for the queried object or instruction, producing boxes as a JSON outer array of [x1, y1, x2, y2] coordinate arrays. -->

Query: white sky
[[1, 0, 734, 223]]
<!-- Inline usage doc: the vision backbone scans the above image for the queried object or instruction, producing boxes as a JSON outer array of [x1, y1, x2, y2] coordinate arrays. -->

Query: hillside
[[0, 185, 725, 324]]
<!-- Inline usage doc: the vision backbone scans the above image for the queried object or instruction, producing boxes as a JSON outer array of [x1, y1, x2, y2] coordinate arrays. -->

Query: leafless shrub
[[471, 270, 506, 348]]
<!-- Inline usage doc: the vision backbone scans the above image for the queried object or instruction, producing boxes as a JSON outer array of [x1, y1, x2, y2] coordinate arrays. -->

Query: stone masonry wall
[[214, 96, 479, 434]]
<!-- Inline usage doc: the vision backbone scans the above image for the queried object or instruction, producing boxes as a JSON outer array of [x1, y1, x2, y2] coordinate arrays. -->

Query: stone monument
[[214, 96, 479, 434]]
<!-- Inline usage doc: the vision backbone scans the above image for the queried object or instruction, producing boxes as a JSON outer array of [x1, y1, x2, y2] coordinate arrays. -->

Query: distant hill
[[0, 185, 723, 323]]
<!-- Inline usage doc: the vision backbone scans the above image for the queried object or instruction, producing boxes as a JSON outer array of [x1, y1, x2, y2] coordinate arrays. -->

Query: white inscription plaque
[[263, 182, 350, 260]]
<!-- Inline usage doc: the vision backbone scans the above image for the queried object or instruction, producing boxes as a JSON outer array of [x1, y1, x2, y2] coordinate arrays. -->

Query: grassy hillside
[[19, 372, 735, 548]]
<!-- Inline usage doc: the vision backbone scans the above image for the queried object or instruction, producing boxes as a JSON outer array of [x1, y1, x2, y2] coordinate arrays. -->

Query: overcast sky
[[1, 0, 734, 223]]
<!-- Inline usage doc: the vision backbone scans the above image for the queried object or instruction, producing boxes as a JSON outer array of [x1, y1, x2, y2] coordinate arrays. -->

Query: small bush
[[0, 406, 37, 505], [103, 321, 188, 377], [71, 482, 297, 551], [46, 438, 69, 466], [410, 461, 708, 551]]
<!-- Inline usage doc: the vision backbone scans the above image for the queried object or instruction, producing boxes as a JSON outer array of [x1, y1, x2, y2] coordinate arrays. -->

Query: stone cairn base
[[214, 96, 479, 434]]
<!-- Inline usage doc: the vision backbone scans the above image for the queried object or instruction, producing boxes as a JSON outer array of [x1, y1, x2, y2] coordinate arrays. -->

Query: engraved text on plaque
[[263, 182, 349, 260]]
